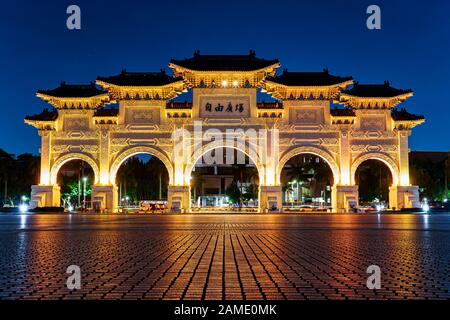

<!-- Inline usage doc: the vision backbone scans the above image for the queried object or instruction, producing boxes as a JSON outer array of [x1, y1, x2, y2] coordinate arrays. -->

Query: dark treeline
[[410, 153, 450, 201], [0, 149, 40, 206]]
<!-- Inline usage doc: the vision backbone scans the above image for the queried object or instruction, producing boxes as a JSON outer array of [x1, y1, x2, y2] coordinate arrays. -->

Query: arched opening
[[355, 159, 393, 209], [114, 154, 169, 209], [280, 153, 334, 210], [189, 147, 260, 212], [56, 159, 95, 210]]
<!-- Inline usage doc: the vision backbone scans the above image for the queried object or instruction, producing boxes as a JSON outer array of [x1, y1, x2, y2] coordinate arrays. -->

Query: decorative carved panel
[[63, 116, 90, 131], [360, 116, 386, 131], [290, 108, 324, 125]]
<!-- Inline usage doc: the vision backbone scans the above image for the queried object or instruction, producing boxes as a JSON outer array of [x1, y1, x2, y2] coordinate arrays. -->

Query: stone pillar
[[168, 185, 190, 213], [30, 185, 61, 208], [398, 130, 411, 186], [39, 130, 52, 185], [98, 128, 110, 185], [338, 128, 351, 185], [91, 185, 118, 213], [389, 185, 420, 210], [332, 185, 358, 212], [259, 185, 282, 212]]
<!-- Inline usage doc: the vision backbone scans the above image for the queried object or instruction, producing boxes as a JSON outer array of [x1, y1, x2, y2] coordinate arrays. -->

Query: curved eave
[[262, 79, 353, 100], [95, 79, 185, 90], [264, 79, 353, 89], [36, 92, 111, 109], [340, 92, 413, 102], [24, 118, 56, 130], [168, 62, 281, 76], [36, 92, 110, 101], [394, 118, 425, 127]]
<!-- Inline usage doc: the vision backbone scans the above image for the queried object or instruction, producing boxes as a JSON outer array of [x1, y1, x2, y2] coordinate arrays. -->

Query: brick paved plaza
[[0, 213, 449, 300]]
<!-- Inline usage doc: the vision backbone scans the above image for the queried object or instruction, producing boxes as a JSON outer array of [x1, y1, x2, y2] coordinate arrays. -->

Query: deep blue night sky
[[2, 0, 449, 155]]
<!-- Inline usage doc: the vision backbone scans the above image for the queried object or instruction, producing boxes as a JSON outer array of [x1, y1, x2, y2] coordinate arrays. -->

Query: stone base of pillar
[[92, 185, 118, 213], [30, 185, 61, 209], [389, 185, 420, 210], [168, 185, 190, 213], [259, 185, 282, 213], [332, 185, 358, 212]]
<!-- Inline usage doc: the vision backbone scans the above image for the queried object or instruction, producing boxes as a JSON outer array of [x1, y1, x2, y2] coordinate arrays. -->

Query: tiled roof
[[166, 102, 193, 109], [330, 107, 356, 117], [37, 82, 105, 97], [97, 70, 182, 86], [267, 69, 352, 86], [94, 107, 119, 117], [391, 108, 424, 121], [25, 108, 58, 121], [343, 81, 412, 97], [257, 102, 283, 109], [170, 50, 279, 71]]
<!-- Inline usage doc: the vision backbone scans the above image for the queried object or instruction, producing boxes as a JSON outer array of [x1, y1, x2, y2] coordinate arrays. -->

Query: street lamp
[[19, 195, 28, 213], [82, 177, 87, 209]]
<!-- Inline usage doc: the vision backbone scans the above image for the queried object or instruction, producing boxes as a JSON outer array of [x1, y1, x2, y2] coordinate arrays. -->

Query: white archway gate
[[27, 52, 423, 211]]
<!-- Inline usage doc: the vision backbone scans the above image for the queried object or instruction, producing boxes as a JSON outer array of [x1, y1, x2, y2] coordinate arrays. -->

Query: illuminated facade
[[25, 51, 425, 212]]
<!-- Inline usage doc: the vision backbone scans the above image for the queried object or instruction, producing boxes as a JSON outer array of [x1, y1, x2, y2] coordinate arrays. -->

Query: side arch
[[109, 146, 174, 185], [50, 153, 100, 185], [276, 146, 340, 185], [183, 139, 263, 183], [351, 153, 399, 186]]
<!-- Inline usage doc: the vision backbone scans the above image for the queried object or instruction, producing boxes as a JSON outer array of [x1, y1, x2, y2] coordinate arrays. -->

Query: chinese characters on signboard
[[199, 96, 250, 117]]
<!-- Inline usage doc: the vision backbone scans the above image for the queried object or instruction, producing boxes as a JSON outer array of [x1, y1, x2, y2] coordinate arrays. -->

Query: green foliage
[[0, 149, 40, 206], [116, 155, 169, 203], [225, 180, 241, 204], [355, 160, 392, 203], [410, 157, 449, 201]]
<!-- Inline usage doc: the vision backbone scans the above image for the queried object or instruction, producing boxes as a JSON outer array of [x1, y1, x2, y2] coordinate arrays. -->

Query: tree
[[225, 180, 241, 205]]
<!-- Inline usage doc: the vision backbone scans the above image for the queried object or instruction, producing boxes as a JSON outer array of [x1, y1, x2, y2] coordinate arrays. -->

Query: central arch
[[183, 140, 263, 182], [109, 146, 174, 185], [276, 146, 340, 185]]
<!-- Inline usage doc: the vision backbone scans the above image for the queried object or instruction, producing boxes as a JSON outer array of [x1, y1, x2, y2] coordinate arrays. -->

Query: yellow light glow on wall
[[265, 168, 275, 186], [174, 168, 185, 186], [100, 172, 109, 185], [40, 171, 50, 185], [400, 173, 410, 186], [340, 169, 349, 185]]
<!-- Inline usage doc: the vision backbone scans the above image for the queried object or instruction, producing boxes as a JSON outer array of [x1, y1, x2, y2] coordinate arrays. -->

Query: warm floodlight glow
[[221, 80, 228, 87], [232, 80, 239, 87], [340, 169, 350, 185], [400, 173, 410, 186], [100, 172, 109, 185], [40, 171, 50, 185]]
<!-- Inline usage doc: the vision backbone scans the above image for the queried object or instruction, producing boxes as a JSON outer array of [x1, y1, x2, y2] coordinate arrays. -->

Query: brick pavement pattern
[[0, 214, 449, 300]]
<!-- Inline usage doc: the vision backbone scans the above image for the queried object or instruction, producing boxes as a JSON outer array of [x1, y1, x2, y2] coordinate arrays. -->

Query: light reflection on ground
[[0, 213, 449, 300]]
